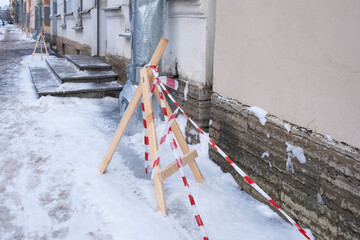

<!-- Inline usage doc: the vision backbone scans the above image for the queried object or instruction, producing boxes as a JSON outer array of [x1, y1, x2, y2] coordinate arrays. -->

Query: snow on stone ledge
[[284, 123, 291, 133], [248, 106, 268, 126], [285, 142, 306, 173], [261, 152, 269, 158], [184, 81, 189, 101]]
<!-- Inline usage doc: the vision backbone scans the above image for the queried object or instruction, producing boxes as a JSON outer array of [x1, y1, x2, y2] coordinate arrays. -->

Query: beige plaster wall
[[213, 0, 360, 148]]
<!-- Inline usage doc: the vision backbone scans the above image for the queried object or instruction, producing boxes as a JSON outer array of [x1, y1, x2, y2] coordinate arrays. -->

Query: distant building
[[0, 7, 11, 23], [10, 0, 50, 39]]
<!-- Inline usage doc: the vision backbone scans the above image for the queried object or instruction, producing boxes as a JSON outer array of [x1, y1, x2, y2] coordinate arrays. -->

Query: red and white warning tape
[[150, 76, 178, 94], [147, 65, 179, 101], [156, 79, 209, 240], [154, 74, 312, 240], [141, 100, 149, 174], [150, 107, 180, 180], [157, 79, 169, 119], [168, 133, 209, 240]]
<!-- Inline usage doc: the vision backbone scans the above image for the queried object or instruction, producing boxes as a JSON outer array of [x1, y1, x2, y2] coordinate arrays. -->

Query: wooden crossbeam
[[153, 86, 204, 183], [157, 149, 198, 182]]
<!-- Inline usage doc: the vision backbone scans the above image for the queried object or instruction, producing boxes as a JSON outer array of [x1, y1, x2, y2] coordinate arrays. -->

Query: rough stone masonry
[[209, 93, 360, 240]]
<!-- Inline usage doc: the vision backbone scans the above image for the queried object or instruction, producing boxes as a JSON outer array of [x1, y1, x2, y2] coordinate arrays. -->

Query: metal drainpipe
[[117, 0, 165, 135], [96, 0, 99, 56], [80, 0, 82, 26]]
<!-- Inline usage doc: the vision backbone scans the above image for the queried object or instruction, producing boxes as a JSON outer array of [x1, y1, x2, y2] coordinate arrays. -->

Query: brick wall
[[209, 93, 360, 240]]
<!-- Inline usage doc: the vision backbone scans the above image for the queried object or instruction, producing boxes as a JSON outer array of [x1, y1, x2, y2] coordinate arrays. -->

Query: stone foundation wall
[[50, 36, 91, 56], [105, 54, 129, 86], [167, 78, 212, 144], [209, 93, 360, 240]]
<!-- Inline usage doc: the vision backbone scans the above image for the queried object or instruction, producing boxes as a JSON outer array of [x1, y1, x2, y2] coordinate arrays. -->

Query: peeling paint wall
[[162, 0, 216, 87], [213, 0, 360, 148]]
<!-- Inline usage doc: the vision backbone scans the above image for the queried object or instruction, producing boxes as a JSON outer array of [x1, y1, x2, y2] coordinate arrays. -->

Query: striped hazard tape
[[147, 65, 179, 101], [154, 75, 312, 240], [168, 133, 209, 240], [140, 100, 149, 174], [150, 107, 180, 180], [156, 80, 209, 240]]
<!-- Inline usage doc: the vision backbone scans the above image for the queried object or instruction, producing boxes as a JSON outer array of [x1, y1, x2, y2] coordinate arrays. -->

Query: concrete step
[[64, 54, 112, 71], [29, 65, 123, 98], [46, 58, 118, 83]]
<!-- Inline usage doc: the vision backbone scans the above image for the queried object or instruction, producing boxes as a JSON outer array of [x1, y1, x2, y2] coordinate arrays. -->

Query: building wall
[[50, 0, 131, 83], [161, 0, 215, 141], [162, 0, 216, 87], [211, 1, 360, 239], [29, 0, 35, 31], [49, 0, 216, 129], [54, 0, 97, 55], [213, 0, 360, 148]]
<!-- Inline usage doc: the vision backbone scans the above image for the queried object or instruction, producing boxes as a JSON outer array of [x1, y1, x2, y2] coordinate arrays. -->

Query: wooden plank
[[98, 85, 142, 173], [42, 33, 49, 57], [140, 68, 167, 214], [157, 149, 198, 182], [154, 173, 167, 214], [31, 33, 42, 61], [140, 69, 158, 166], [149, 38, 169, 65], [139, 38, 169, 214], [153, 87, 204, 183]]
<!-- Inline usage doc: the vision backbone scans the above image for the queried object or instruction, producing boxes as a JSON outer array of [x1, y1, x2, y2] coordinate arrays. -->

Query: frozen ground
[[0, 25, 313, 240]]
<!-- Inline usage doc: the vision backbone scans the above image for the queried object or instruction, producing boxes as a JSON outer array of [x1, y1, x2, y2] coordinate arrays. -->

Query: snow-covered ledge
[[80, 7, 93, 18], [64, 12, 74, 17], [168, 0, 205, 18], [103, 5, 125, 18]]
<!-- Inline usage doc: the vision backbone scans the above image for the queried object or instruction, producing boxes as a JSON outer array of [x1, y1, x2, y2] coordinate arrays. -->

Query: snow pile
[[248, 106, 268, 126], [285, 142, 307, 173], [284, 123, 291, 133], [324, 134, 334, 142], [184, 81, 189, 101], [317, 193, 324, 205], [261, 152, 271, 167], [261, 152, 269, 159]]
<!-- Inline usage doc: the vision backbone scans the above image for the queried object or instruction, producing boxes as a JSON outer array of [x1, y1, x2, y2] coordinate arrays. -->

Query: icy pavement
[[0, 25, 314, 240]]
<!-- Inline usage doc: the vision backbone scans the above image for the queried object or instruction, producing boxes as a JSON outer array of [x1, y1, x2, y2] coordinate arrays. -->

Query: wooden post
[[31, 32, 42, 61], [140, 68, 167, 214]]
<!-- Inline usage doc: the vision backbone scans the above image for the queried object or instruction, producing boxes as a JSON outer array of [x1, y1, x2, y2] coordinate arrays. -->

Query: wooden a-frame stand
[[98, 38, 204, 214], [31, 26, 49, 61]]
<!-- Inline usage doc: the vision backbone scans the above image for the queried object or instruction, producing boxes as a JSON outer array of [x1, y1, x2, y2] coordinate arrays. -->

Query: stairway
[[29, 55, 123, 98]]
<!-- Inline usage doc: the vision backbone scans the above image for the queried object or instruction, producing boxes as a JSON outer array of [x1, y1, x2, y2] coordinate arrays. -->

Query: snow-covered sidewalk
[[0, 26, 313, 240]]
